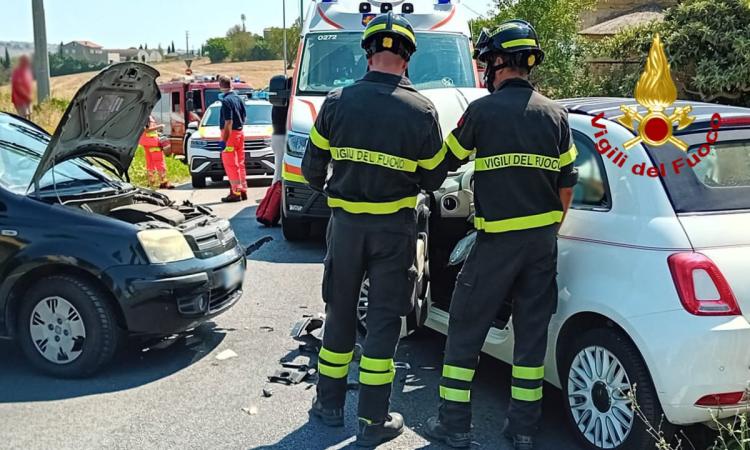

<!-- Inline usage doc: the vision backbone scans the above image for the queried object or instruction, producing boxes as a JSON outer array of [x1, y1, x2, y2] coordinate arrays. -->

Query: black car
[[0, 63, 246, 377]]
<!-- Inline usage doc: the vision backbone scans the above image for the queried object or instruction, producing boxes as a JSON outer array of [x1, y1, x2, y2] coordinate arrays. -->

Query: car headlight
[[286, 132, 309, 158], [137, 229, 194, 263], [191, 139, 209, 149]]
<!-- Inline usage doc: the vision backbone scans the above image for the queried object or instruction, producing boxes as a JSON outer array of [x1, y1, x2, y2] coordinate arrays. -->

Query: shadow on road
[[228, 206, 327, 265], [0, 322, 227, 404]]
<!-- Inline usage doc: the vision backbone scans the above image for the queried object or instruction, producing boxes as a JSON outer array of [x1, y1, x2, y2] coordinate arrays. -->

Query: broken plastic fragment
[[216, 349, 238, 361]]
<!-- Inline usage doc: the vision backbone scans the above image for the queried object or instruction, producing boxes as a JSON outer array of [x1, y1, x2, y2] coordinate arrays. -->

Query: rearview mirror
[[268, 74, 291, 107], [187, 121, 199, 130]]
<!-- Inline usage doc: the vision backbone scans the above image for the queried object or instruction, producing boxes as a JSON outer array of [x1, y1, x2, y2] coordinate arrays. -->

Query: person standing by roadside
[[424, 20, 578, 450], [271, 77, 292, 183], [138, 115, 174, 189], [218, 75, 247, 202], [302, 12, 449, 448], [11, 55, 34, 120]]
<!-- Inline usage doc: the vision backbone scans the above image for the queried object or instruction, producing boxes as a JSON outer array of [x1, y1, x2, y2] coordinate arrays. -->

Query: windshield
[[204, 88, 254, 106], [201, 103, 273, 127], [0, 115, 115, 195], [297, 32, 476, 94]]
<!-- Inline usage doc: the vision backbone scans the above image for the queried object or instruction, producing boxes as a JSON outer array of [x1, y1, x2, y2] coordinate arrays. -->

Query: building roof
[[107, 48, 140, 57], [579, 10, 664, 36], [67, 40, 103, 49]]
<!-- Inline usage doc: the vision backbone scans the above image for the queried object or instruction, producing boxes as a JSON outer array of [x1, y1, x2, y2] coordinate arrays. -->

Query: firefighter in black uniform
[[301, 12, 448, 448], [424, 20, 578, 450]]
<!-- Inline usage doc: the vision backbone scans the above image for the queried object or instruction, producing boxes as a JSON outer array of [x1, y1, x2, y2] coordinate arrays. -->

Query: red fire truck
[[154, 76, 254, 157]]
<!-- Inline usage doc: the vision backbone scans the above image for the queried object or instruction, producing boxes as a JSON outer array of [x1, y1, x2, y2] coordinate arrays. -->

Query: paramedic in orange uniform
[[138, 116, 174, 189], [218, 75, 247, 202]]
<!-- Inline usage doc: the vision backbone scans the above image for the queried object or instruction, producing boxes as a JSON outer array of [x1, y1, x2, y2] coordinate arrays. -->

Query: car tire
[[181, 135, 191, 165], [17, 275, 120, 378], [561, 328, 672, 450], [282, 216, 311, 241], [191, 175, 207, 189]]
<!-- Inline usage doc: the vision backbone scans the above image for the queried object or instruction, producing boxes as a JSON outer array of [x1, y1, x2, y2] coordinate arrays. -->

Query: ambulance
[[269, 0, 485, 240]]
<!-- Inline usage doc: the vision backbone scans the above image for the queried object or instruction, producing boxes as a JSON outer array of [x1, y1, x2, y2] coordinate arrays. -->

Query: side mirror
[[268, 74, 291, 107], [187, 121, 199, 130]]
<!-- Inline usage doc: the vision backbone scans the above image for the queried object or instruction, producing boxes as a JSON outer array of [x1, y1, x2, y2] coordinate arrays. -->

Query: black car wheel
[[282, 216, 311, 241], [18, 275, 120, 378], [561, 328, 671, 450], [191, 175, 207, 189]]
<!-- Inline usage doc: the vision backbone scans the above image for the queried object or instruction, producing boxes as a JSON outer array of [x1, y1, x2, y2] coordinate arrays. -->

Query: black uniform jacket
[[445, 78, 579, 233], [301, 71, 448, 215]]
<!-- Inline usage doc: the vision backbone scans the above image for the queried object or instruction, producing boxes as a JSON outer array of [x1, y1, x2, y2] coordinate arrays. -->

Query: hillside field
[[0, 58, 286, 100]]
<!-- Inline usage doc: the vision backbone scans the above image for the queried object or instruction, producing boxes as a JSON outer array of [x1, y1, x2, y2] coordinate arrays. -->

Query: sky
[[3, 0, 493, 51]]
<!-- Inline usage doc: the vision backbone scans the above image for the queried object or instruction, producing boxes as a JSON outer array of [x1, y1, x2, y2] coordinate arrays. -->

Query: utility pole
[[31, 0, 50, 103], [283, 0, 288, 75], [185, 30, 189, 56], [300, 0, 304, 27]]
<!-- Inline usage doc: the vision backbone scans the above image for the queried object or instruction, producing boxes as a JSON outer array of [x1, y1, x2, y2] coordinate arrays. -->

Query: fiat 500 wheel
[[562, 328, 672, 450]]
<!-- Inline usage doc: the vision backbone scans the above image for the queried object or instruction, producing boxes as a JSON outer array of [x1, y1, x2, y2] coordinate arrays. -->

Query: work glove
[[217, 141, 226, 151]]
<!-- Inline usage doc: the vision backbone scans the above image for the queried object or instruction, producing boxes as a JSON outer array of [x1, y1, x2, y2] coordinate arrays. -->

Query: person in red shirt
[[137, 116, 174, 189], [11, 55, 34, 120]]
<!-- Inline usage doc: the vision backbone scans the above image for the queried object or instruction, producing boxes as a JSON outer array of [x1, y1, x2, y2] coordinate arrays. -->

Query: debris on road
[[290, 316, 324, 339], [259, 326, 274, 332], [241, 406, 259, 416], [215, 349, 238, 361], [245, 236, 274, 256], [268, 363, 317, 385], [262, 388, 273, 398]]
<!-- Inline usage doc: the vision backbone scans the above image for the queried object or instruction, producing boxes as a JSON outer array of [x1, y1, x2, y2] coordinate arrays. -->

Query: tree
[[475, 0, 596, 98], [203, 37, 230, 63], [170, 41, 175, 53], [145, 43, 148, 50], [264, 18, 302, 67], [241, 13, 247, 32], [250, 38, 275, 61], [226, 25, 256, 61], [595, 0, 750, 105], [139, 44, 143, 50], [58, 41, 63, 57], [3, 48, 10, 69]]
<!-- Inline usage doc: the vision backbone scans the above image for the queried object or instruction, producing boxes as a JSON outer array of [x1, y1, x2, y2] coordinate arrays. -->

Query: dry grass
[[0, 58, 285, 100]]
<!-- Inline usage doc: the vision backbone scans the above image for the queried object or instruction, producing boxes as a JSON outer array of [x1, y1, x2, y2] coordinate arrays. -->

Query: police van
[[268, 0, 485, 240]]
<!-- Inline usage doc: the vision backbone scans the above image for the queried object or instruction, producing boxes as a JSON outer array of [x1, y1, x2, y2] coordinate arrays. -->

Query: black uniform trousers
[[438, 225, 558, 436], [317, 208, 417, 423]]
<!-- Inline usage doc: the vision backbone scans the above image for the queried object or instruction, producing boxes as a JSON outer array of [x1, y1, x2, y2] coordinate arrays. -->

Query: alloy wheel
[[568, 345, 635, 449], [28, 296, 87, 364]]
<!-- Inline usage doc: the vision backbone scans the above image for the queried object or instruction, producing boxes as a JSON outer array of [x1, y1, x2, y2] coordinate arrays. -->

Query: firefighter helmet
[[361, 12, 417, 61], [474, 20, 545, 92]]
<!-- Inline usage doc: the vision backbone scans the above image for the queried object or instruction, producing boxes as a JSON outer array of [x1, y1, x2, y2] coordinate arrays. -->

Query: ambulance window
[[171, 91, 181, 113], [571, 131, 610, 210]]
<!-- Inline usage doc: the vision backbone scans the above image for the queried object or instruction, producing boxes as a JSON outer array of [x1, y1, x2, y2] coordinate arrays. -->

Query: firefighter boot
[[309, 396, 344, 427], [355, 413, 404, 448], [502, 419, 534, 450], [424, 416, 472, 448]]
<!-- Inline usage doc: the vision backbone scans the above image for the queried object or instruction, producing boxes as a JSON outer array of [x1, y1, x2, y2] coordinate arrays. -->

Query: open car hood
[[30, 62, 160, 190]]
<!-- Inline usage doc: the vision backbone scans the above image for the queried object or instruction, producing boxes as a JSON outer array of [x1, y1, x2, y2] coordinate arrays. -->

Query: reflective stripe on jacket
[[301, 71, 448, 215], [444, 78, 579, 233]]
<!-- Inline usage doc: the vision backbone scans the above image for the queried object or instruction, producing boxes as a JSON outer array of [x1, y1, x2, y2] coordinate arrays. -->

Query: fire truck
[[153, 76, 254, 157]]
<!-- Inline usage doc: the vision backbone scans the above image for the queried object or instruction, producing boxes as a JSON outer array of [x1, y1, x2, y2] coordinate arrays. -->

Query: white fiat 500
[[411, 98, 750, 450]]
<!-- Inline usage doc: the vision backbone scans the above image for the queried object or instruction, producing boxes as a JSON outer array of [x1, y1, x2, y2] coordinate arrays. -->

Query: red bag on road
[[256, 181, 282, 227]]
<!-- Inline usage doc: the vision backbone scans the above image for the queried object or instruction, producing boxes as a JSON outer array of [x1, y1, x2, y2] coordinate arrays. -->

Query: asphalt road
[[0, 179, 584, 450]]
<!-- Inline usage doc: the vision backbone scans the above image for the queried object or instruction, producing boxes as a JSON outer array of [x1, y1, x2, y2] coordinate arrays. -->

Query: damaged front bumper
[[103, 244, 246, 335]]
